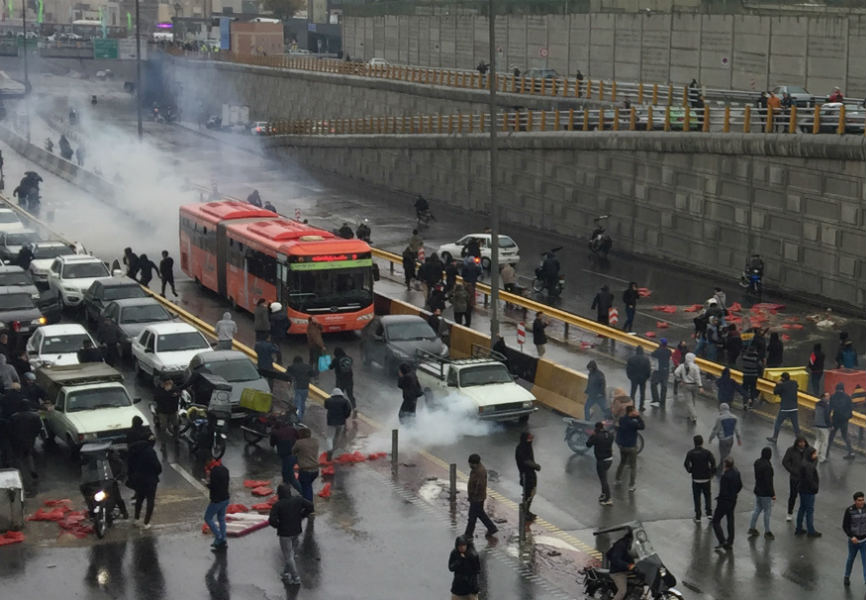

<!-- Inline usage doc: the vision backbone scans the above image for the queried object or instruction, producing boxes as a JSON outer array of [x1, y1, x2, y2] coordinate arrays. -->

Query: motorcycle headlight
[[93, 490, 107, 502]]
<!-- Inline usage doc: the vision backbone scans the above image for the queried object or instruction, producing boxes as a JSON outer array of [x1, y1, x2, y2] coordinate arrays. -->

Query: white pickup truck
[[416, 352, 536, 423], [37, 363, 149, 454]]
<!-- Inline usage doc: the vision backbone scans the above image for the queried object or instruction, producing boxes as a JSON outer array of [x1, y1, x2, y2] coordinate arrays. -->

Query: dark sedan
[[96, 297, 175, 358], [83, 277, 148, 326]]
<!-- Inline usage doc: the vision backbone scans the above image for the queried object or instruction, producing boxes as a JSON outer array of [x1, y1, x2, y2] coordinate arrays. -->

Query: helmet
[[270, 302, 283, 313]]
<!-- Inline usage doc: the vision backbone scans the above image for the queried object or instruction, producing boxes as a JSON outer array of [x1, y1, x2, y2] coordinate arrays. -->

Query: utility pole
[[22, 1, 30, 142], [487, 0, 500, 344], [135, 0, 143, 139]]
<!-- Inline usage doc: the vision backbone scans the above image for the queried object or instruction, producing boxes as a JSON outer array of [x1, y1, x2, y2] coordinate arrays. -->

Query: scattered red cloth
[[335, 451, 367, 464], [0, 531, 24, 546], [782, 324, 792, 330], [752, 302, 785, 311], [683, 304, 703, 313], [579, 341, 594, 350], [28, 507, 67, 522], [250, 486, 274, 497], [637, 288, 652, 298], [321, 465, 335, 476], [652, 305, 677, 313], [267, 494, 279, 505], [43, 499, 72, 508], [645, 331, 656, 338], [656, 322, 669, 329], [367, 452, 388, 460], [792, 324, 804, 330], [317, 483, 332, 498], [251, 502, 273, 512], [728, 302, 742, 313], [243, 479, 270, 488], [226, 503, 248, 514], [782, 334, 791, 342], [318, 452, 333, 466]]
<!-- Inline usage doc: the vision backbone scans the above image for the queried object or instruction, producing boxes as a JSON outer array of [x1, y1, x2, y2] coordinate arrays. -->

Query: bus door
[[276, 253, 289, 305], [216, 223, 229, 298]]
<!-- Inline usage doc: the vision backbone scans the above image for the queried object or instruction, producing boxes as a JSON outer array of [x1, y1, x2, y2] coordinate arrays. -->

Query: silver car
[[184, 350, 271, 418], [361, 315, 448, 377]]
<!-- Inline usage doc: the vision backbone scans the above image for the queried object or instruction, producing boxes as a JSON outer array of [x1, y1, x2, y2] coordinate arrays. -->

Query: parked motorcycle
[[564, 417, 644, 455], [79, 442, 126, 539], [589, 215, 613, 258], [739, 254, 764, 296], [177, 375, 232, 459], [532, 247, 564, 298], [581, 521, 684, 600]]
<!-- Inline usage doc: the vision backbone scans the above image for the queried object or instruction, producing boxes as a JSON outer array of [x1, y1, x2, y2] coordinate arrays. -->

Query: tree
[[261, 0, 304, 21]]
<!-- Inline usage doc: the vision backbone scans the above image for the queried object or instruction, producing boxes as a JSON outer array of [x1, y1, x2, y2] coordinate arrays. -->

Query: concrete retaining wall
[[344, 13, 866, 98], [162, 58, 595, 124], [267, 132, 866, 309]]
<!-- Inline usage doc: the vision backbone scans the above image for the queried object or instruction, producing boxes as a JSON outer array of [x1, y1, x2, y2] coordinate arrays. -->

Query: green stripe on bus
[[289, 258, 374, 271]]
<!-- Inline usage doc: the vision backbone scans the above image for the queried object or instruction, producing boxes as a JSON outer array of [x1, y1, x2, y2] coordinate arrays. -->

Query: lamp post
[[22, 1, 30, 142], [135, 0, 142, 139], [487, 0, 500, 344]]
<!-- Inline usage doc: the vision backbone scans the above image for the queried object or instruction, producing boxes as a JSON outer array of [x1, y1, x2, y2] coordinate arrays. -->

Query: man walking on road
[[214, 312, 237, 351], [587, 422, 615, 506], [650, 339, 672, 408], [615, 406, 645, 492], [591, 285, 614, 326], [712, 458, 742, 552], [626, 346, 651, 411], [292, 428, 319, 503], [268, 483, 314, 585], [464, 454, 498, 538], [767, 372, 801, 443], [843, 491, 866, 587], [782, 436, 811, 522], [674, 352, 702, 424], [286, 356, 315, 423], [795, 448, 821, 538], [158, 251, 178, 297], [740, 345, 762, 411], [584, 361, 609, 421], [684, 435, 716, 522], [204, 459, 230, 551], [829, 383, 856, 460], [532, 312, 548, 358], [813, 392, 832, 462], [807, 343, 825, 397], [748, 447, 776, 539], [324, 388, 351, 460], [515, 432, 541, 521], [621, 281, 639, 332], [306, 317, 325, 375], [709, 403, 741, 464]]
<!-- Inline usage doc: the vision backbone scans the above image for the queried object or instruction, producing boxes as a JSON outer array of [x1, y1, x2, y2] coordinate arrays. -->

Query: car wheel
[[481, 257, 491, 271], [441, 252, 452, 263]]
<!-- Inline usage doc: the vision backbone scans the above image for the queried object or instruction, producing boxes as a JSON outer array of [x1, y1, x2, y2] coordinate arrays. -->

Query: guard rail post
[[789, 105, 798, 134], [702, 105, 710, 132], [765, 106, 773, 134], [530, 77, 537, 95], [837, 104, 846, 135], [582, 109, 590, 131], [550, 79, 557, 96], [613, 107, 619, 131], [540, 110, 547, 131], [723, 106, 730, 132], [743, 105, 751, 133], [812, 105, 820, 135], [377, 116, 383, 133], [663, 106, 671, 132], [611, 80, 617, 102], [520, 77, 526, 94], [527, 111, 534, 131], [646, 105, 653, 131], [598, 109, 605, 131], [586, 79, 593, 99], [652, 83, 658, 105], [683, 106, 690, 131], [637, 82, 644, 104], [554, 110, 561, 131], [574, 79, 581, 98], [568, 108, 575, 131], [629, 107, 636, 130], [348, 118, 354, 134], [667, 84, 673, 106], [682, 85, 688, 107]]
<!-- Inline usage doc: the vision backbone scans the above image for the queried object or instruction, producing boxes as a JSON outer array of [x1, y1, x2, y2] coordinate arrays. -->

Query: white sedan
[[437, 233, 520, 269], [26, 324, 96, 367], [131, 322, 212, 385]]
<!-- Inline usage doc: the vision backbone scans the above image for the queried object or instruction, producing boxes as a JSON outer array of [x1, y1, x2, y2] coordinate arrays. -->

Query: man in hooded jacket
[[449, 535, 481, 599], [214, 312, 237, 351], [626, 347, 651, 411], [584, 361, 609, 420], [829, 383, 856, 460], [782, 436, 811, 522], [324, 388, 351, 460], [709, 403, 741, 464], [515, 432, 541, 521], [674, 352, 702, 423], [268, 483, 314, 585]]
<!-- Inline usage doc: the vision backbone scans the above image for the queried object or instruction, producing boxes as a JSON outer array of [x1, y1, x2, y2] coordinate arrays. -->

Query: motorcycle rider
[[337, 223, 354, 239], [743, 254, 764, 286], [606, 530, 635, 600], [414, 195, 429, 220], [540, 251, 560, 295], [356, 220, 371, 242]]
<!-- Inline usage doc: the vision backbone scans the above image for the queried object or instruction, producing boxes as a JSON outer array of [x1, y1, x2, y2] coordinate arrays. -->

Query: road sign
[[538, 47, 548, 58], [92, 38, 118, 59], [517, 321, 526, 347], [294, 208, 301, 220]]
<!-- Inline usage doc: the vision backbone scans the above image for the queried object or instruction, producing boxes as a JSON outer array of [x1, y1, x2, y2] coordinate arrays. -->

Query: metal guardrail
[[260, 103, 866, 136]]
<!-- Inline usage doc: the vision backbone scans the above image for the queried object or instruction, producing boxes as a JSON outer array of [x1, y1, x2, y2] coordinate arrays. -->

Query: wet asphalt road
[[1, 72, 866, 599]]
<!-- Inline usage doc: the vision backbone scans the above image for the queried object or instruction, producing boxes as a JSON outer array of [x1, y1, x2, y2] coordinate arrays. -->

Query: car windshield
[[787, 86, 808, 94], [3, 232, 36, 246], [104, 285, 147, 301], [499, 236, 517, 248], [0, 293, 34, 310], [63, 262, 109, 278], [33, 245, 74, 259], [157, 332, 209, 352], [202, 358, 260, 382], [66, 387, 131, 412], [120, 304, 172, 324], [459, 364, 513, 387], [42, 333, 91, 354], [0, 212, 20, 224], [386, 320, 436, 342], [0, 271, 33, 286]]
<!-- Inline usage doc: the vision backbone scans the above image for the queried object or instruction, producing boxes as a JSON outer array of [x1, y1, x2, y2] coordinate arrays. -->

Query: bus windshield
[[287, 266, 373, 312]]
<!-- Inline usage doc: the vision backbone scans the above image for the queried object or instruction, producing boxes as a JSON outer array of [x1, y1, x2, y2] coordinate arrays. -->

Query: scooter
[[589, 215, 613, 258], [563, 417, 644, 456], [177, 384, 230, 459], [739, 264, 763, 296], [581, 521, 684, 600], [531, 247, 564, 298]]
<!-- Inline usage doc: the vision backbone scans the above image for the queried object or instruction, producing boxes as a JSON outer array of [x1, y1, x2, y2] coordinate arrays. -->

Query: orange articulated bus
[[179, 201, 374, 334]]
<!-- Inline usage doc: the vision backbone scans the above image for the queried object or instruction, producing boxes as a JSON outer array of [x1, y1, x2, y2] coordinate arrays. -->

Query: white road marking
[[170, 462, 209, 497]]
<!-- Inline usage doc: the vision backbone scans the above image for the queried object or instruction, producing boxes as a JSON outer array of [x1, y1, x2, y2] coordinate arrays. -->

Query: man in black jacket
[[204, 460, 230, 550], [767, 372, 800, 443], [684, 435, 716, 522], [324, 388, 351, 460], [650, 339, 672, 408], [795, 448, 821, 537], [269, 483, 314, 585], [828, 383, 856, 460], [591, 285, 614, 326], [843, 491, 866, 587], [626, 346, 651, 411], [587, 422, 615, 506], [621, 281, 639, 332], [712, 458, 742, 552], [515, 431, 541, 521], [747, 447, 776, 539], [584, 361, 609, 420], [782, 436, 810, 522]]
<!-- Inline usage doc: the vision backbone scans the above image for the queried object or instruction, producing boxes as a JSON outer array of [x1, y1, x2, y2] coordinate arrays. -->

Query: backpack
[[336, 355, 353, 375]]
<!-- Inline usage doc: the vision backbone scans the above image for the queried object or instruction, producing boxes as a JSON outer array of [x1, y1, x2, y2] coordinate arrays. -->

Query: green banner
[[127, 12, 132, 31], [37, 0, 43, 23], [290, 258, 373, 271], [92, 38, 118, 59]]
